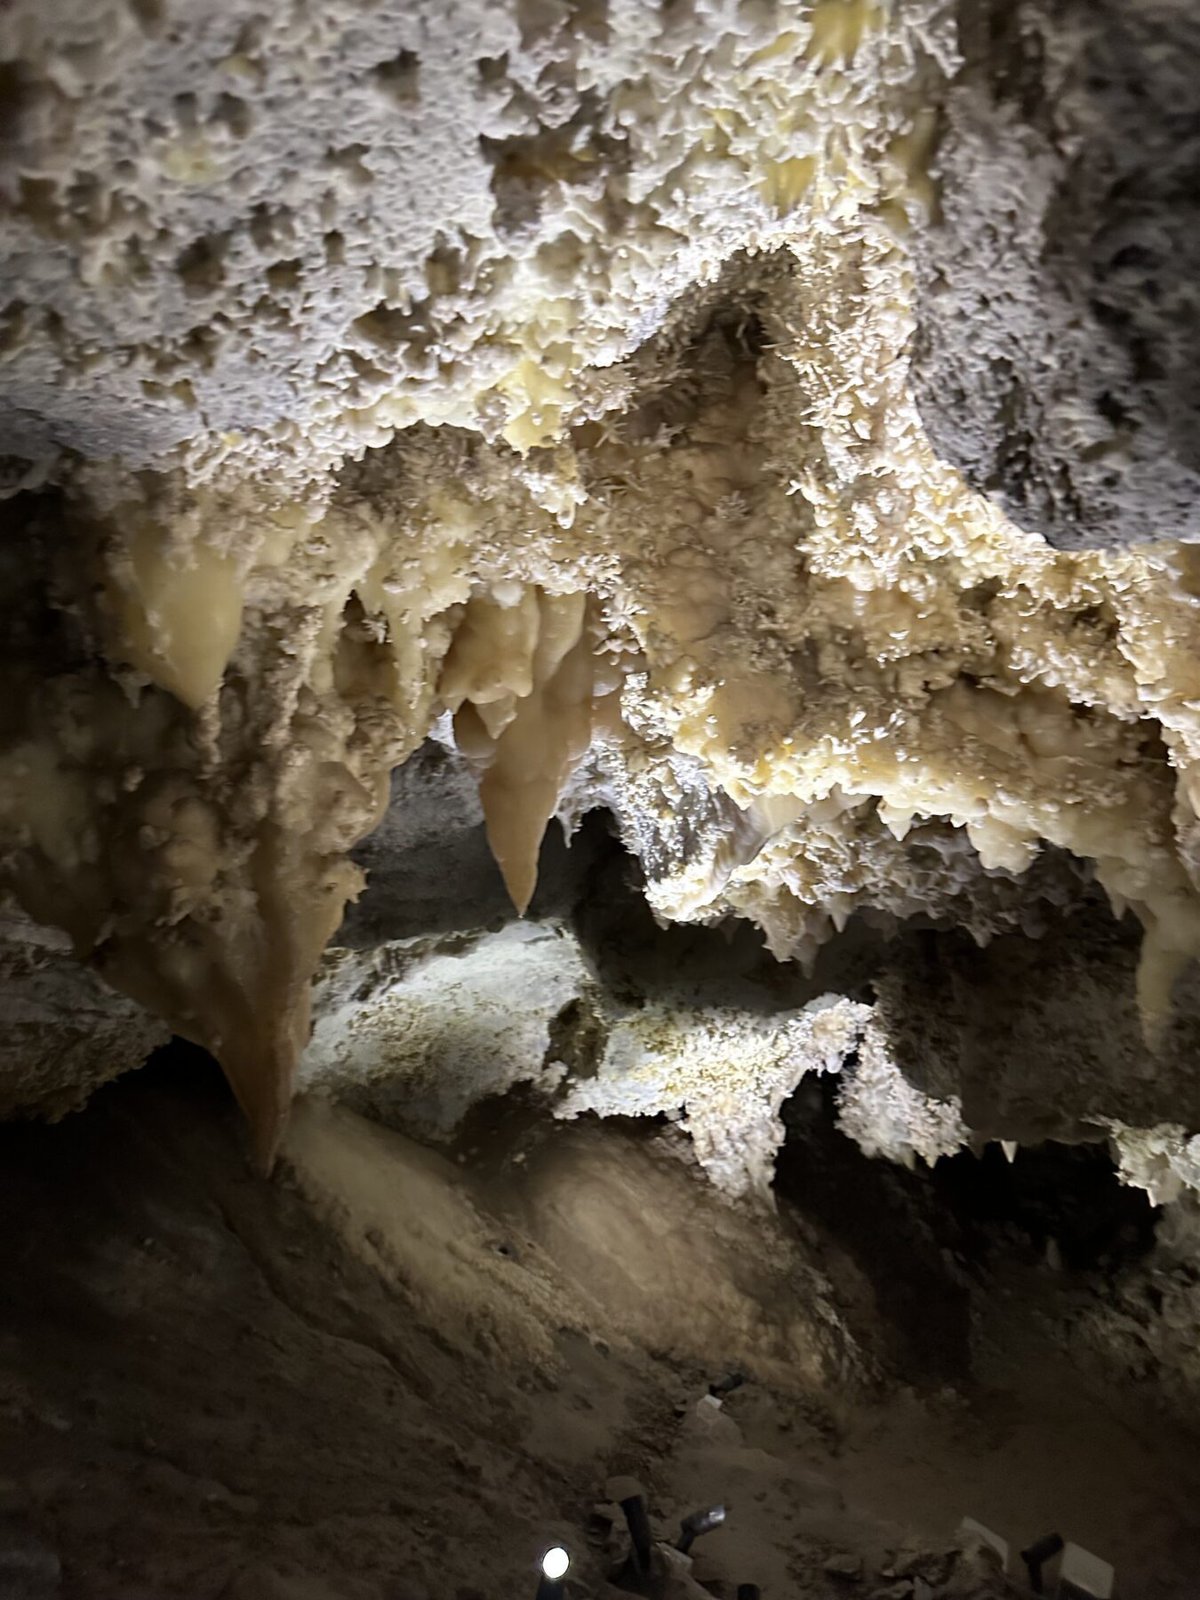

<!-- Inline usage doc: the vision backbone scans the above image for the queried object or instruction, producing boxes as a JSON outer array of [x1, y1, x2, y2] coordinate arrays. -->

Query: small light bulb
[[542, 1547, 569, 1581]]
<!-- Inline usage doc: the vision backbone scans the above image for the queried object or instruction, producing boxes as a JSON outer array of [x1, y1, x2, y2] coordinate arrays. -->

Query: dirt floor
[[1, 1060, 1199, 1599]]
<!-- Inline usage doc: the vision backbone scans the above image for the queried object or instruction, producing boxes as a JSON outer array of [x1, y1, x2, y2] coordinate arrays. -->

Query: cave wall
[[3, 0, 1200, 1197], [911, 0, 1200, 552]]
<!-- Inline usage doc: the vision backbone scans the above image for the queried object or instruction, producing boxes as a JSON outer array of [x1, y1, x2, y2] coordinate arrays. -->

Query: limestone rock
[[337, 732, 601, 949], [559, 993, 869, 1199], [0, 903, 168, 1121], [5, 0, 1200, 1173], [835, 1021, 968, 1171], [301, 921, 594, 1139], [911, 0, 1200, 551]]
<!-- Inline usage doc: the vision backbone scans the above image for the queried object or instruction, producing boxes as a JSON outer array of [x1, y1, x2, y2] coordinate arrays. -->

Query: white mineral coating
[[4, 0, 1200, 1170], [0, 0, 940, 478], [300, 921, 591, 1138], [559, 993, 870, 1199], [306, 900, 883, 1200], [835, 1020, 968, 1170], [1104, 1121, 1200, 1208]]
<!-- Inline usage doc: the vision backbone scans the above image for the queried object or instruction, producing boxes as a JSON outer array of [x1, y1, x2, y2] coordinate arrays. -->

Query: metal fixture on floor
[[619, 1492, 654, 1576], [1020, 1532, 1065, 1595], [677, 1505, 726, 1554]]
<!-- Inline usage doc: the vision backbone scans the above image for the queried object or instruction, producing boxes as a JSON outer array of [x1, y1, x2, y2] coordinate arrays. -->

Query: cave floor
[[1, 1068, 1198, 1599]]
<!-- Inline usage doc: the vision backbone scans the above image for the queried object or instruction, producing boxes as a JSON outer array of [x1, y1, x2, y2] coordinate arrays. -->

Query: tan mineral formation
[[3, 0, 1200, 1195], [11, 9, 1200, 1599]]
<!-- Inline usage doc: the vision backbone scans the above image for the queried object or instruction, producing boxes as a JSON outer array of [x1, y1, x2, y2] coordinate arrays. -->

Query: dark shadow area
[[931, 1138, 1158, 1272], [337, 739, 610, 946], [569, 824, 885, 1010], [450, 1084, 672, 1182], [775, 1073, 974, 1385], [0, 1060, 578, 1598], [872, 904, 1200, 1146], [2, 1012, 1198, 1596], [774, 1073, 1158, 1386], [140, 1034, 229, 1099], [339, 736, 890, 1011]]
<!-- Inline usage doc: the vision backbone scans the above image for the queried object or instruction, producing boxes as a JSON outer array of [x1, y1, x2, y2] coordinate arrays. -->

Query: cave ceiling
[[3, 0, 1200, 1195]]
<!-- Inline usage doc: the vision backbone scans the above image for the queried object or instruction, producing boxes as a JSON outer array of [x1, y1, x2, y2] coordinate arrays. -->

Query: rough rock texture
[[559, 992, 869, 1199], [1081, 1195, 1200, 1413], [308, 876, 875, 1199], [0, 901, 168, 1120], [0, 0, 941, 480], [338, 733, 521, 946], [8, 9, 1200, 1592], [1108, 1127, 1200, 1210], [5, 1064, 1200, 1596], [302, 921, 591, 1138], [873, 908, 1200, 1148], [1, 0, 513, 470], [337, 730, 602, 947], [834, 1016, 967, 1169], [911, 0, 1200, 552], [309, 753, 1200, 1204], [5, 0, 1200, 1187]]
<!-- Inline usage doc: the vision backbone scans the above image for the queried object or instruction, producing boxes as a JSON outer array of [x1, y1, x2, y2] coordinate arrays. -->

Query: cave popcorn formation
[[2, 0, 1200, 1187]]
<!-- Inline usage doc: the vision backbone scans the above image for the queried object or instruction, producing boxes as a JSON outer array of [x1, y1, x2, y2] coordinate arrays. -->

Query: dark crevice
[[774, 1072, 1159, 1386], [775, 1072, 974, 1385], [140, 1034, 228, 1098], [930, 1138, 1158, 1271]]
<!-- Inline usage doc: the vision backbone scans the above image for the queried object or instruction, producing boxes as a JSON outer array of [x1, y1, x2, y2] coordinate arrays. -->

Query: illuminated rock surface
[[3, 0, 1200, 1205], [10, 9, 1200, 1595]]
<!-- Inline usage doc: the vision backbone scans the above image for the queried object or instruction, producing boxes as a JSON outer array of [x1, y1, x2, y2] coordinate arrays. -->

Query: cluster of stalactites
[[438, 586, 614, 915]]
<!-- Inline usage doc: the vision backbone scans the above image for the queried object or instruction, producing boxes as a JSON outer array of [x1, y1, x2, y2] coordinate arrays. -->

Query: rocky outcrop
[[301, 921, 594, 1138], [911, 0, 1200, 552], [0, 902, 168, 1120], [3, 0, 1200, 1194]]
